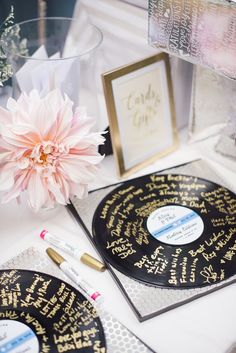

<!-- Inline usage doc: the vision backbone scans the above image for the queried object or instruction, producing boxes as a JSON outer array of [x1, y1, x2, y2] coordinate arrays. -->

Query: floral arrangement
[[0, 7, 14, 86], [0, 89, 105, 211], [0, 6, 28, 86]]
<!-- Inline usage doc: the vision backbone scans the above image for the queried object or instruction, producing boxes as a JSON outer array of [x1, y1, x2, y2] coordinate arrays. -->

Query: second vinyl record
[[0, 269, 106, 353], [92, 174, 236, 288]]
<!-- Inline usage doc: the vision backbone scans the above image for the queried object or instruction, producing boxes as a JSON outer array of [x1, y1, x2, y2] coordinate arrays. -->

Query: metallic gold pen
[[41, 229, 106, 272], [46, 247, 102, 302]]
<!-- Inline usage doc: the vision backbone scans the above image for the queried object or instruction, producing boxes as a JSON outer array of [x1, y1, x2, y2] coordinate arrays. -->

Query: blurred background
[[0, 0, 76, 22]]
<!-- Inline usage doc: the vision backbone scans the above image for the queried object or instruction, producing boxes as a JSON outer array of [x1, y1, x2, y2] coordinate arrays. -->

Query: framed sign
[[102, 53, 178, 177]]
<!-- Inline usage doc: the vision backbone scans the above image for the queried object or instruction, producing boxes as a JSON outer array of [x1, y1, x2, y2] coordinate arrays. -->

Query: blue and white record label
[[147, 205, 204, 245]]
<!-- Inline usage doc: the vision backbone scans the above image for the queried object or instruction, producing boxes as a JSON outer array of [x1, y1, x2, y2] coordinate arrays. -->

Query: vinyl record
[[92, 174, 236, 288], [0, 269, 106, 353]]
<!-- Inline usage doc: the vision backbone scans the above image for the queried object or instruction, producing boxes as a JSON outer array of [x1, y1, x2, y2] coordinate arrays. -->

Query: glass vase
[[2, 17, 103, 126]]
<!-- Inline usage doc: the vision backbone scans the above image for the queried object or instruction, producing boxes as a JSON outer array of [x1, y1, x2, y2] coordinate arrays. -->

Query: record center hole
[[146, 205, 204, 246]]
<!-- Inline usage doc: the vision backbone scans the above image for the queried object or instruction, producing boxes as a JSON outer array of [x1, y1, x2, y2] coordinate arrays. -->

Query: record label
[[0, 270, 106, 353], [0, 320, 39, 353], [147, 205, 204, 245], [92, 174, 236, 288]]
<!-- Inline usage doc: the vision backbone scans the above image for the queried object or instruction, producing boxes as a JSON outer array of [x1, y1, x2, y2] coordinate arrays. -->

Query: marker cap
[[81, 253, 106, 272]]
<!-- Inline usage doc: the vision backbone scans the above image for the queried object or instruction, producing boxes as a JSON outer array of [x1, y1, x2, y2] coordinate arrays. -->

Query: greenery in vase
[[0, 6, 28, 86]]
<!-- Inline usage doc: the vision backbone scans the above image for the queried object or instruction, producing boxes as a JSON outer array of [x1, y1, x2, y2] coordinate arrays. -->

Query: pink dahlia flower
[[0, 89, 105, 211]]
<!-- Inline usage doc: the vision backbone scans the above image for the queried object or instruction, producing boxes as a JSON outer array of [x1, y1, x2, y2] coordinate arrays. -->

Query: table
[[1, 132, 236, 353]]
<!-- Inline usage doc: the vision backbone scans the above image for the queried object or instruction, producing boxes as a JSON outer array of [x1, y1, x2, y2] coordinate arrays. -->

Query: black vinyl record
[[0, 269, 106, 353], [92, 174, 236, 288]]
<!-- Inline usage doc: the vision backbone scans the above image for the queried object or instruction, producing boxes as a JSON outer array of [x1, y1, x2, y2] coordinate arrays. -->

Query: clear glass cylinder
[[2, 17, 103, 125], [149, 0, 236, 80]]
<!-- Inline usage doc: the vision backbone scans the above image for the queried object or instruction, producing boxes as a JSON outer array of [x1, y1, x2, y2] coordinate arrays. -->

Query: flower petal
[[0, 107, 12, 124], [69, 182, 88, 199], [1, 171, 27, 203], [58, 157, 99, 184], [0, 162, 16, 190], [0, 125, 38, 148], [47, 175, 67, 205], [27, 171, 47, 211]]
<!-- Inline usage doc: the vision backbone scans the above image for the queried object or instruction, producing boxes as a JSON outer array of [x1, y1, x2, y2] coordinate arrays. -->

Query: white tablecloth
[[1, 132, 236, 353]]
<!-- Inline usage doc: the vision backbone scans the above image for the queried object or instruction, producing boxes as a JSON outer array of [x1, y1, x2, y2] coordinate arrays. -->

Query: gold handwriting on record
[[179, 182, 206, 191], [202, 187, 236, 214], [211, 215, 236, 227], [159, 189, 186, 197], [57, 282, 66, 296], [106, 215, 115, 229], [168, 269, 178, 285], [170, 248, 182, 267], [54, 333, 77, 344], [151, 245, 164, 259], [93, 341, 106, 353], [202, 251, 217, 262], [21, 293, 48, 309], [122, 202, 135, 216], [149, 175, 165, 183], [107, 237, 136, 259], [55, 328, 100, 351], [111, 202, 123, 217], [24, 312, 46, 335], [0, 290, 20, 308], [42, 343, 50, 353], [188, 244, 205, 257], [223, 239, 236, 261], [83, 327, 98, 340], [53, 317, 72, 335], [167, 175, 193, 182], [135, 198, 179, 218], [134, 247, 168, 275], [133, 188, 144, 196], [124, 219, 149, 245], [37, 280, 52, 297], [190, 258, 198, 283], [146, 182, 170, 192], [100, 204, 110, 220], [0, 310, 18, 320], [57, 283, 70, 304], [139, 192, 156, 201], [200, 265, 218, 284], [214, 228, 236, 251], [179, 257, 188, 284], [47, 303, 62, 318], [0, 271, 21, 286], [107, 237, 127, 249], [118, 185, 135, 196], [205, 230, 224, 247], [168, 248, 184, 285], [189, 200, 206, 210], [110, 219, 124, 237], [122, 192, 134, 204], [26, 274, 45, 293], [64, 292, 76, 314]]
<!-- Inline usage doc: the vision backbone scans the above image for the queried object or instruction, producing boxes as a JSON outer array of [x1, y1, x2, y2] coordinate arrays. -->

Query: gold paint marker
[[40, 229, 106, 272], [46, 247, 102, 302]]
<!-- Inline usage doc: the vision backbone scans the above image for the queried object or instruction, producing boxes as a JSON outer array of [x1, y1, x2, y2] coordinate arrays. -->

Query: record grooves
[[92, 174, 236, 288], [0, 269, 106, 353]]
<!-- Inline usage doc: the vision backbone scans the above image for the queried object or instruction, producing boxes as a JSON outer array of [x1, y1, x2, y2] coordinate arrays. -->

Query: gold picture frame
[[102, 53, 178, 177]]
